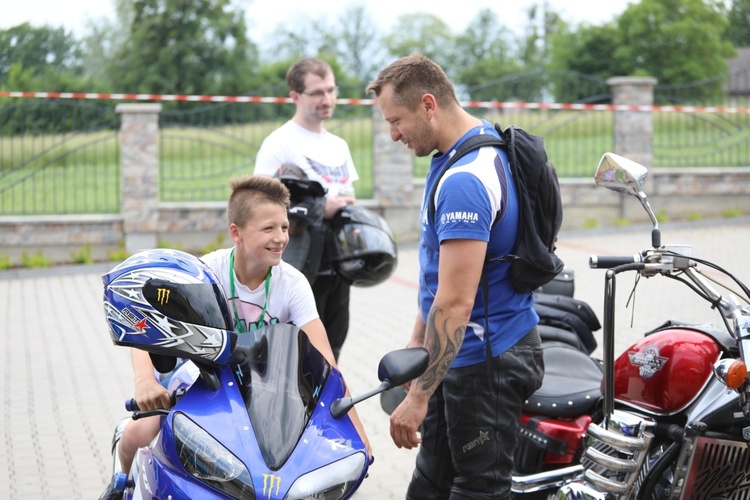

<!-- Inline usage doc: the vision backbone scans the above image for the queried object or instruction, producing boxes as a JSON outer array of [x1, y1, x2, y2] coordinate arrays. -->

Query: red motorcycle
[[550, 153, 750, 499], [385, 152, 750, 500], [507, 271, 605, 499]]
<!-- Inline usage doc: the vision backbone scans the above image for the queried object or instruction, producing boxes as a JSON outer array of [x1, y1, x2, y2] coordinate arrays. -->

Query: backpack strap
[[427, 132, 507, 390], [427, 133, 506, 224], [480, 265, 494, 391]]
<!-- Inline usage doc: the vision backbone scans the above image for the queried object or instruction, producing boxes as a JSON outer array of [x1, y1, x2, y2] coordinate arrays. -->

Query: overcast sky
[[2, 0, 634, 44]]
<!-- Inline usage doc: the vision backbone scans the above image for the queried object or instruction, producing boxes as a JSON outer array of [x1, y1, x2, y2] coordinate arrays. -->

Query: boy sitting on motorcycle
[[101, 175, 370, 499]]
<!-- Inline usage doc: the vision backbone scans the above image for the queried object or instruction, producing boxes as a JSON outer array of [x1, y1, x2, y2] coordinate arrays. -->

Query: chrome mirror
[[595, 153, 649, 196], [595, 152, 661, 248]]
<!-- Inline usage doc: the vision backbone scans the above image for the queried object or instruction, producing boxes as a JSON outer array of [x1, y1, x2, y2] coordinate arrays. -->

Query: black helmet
[[328, 205, 398, 287]]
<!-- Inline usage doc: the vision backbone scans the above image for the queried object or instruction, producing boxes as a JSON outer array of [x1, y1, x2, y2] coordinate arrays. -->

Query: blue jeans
[[406, 327, 544, 500]]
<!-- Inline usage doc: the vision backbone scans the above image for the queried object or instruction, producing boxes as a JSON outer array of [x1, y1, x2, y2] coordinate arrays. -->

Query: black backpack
[[428, 123, 564, 293]]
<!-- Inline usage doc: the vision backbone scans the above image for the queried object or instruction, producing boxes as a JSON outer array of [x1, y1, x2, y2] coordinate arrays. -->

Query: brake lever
[[128, 387, 187, 420], [132, 409, 170, 420]]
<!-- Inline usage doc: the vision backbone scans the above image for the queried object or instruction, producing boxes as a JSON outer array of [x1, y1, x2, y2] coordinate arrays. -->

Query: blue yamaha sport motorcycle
[[101, 249, 428, 499]]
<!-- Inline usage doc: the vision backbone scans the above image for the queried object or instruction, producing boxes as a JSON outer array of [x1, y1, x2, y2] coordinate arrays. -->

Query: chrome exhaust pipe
[[512, 464, 585, 494]]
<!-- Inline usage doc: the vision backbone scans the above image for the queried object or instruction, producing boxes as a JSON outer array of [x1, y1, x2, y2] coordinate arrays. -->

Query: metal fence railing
[[2, 68, 749, 216], [0, 99, 120, 216], [158, 101, 373, 203], [654, 70, 750, 167]]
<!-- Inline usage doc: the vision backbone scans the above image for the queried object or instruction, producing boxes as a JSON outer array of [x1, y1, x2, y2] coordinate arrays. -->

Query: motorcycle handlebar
[[126, 388, 185, 412], [589, 254, 642, 269]]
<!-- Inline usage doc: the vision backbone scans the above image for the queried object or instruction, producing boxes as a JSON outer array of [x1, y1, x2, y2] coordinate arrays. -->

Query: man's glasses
[[301, 86, 339, 99]]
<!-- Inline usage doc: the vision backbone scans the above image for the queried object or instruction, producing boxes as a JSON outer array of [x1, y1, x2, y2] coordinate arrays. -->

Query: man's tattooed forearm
[[420, 306, 465, 394]]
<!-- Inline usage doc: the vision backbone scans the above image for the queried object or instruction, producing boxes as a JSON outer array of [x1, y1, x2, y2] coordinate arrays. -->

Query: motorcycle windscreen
[[228, 323, 331, 470]]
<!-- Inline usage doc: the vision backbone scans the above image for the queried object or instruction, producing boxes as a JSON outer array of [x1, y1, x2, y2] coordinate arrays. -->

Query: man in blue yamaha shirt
[[366, 53, 544, 499]]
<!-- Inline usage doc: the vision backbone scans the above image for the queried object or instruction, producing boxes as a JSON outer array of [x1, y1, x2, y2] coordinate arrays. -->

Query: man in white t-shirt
[[254, 57, 358, 361]]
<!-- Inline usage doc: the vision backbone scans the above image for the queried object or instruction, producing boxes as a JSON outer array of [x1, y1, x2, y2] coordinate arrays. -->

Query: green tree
[[546, 23, 624, 102], [456, 4, 570, 103], [454, 9, 516, 69], [332, 4, 385, 85], [79, 0, 135, 90], [727, 0, 750, 46], [109, 0, 257, 95], [0, 23, 82, 86], [382, 14, 456, 69], [266, 18, 328, 62], [453, 9, 525, 100], [517, 2, 565, 70], [549, 23, 624, 79], [615, 0, 736, 84]]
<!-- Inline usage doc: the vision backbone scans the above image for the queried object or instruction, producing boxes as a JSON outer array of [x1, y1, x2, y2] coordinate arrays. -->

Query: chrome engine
[[555, 410, 655, 499], [556, 409, 750, 499]]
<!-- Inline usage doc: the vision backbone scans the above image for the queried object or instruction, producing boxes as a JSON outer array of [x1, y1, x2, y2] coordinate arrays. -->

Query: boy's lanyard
[[229, 248, 271, 334]]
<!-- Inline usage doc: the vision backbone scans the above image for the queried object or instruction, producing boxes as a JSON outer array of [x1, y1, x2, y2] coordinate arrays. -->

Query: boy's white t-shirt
[[160, 248, 320, 388], [201, 247, 319, 331]]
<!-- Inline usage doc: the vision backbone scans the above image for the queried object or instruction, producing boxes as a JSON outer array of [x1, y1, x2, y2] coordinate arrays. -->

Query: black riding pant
[[406, 327, 544, 499]]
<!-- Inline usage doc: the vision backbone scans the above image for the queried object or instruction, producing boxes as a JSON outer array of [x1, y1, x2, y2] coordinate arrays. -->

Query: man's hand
[[389, 392, 429, 449], [324, 195, 355, 219]]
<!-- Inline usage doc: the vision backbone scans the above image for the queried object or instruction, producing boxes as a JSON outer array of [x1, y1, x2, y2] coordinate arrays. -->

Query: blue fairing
[[128, 323, 368, 499]]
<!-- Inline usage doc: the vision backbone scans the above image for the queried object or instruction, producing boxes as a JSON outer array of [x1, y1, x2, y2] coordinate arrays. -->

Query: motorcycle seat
[[524, 340, 602, 418]]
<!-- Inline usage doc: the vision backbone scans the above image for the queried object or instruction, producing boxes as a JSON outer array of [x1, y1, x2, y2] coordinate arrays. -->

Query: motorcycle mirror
[[594, 152, 648, 196], [595, 153, 661, 248], [330, 347, 429, 419], [378, 347, 429, 387]]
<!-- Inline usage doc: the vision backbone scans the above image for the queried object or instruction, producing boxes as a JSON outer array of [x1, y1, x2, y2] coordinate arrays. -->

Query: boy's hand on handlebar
[[134, 377, 171, 411]]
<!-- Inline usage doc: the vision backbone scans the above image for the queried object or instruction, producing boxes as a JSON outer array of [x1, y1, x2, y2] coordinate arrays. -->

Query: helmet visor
[[143, 278, 232, 330], [330, 222, 397, 259]]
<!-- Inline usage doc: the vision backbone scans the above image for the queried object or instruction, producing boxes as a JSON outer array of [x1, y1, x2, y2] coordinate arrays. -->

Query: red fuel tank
[[614, 328, 722, 415]]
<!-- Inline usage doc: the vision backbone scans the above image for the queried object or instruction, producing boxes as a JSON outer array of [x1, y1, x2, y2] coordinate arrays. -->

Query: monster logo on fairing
[[262, 474, 281, 499], [628, 345, 668, 378]]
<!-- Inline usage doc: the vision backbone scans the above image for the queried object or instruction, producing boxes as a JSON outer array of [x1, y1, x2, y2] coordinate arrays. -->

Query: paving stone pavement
[[2, 217, 750, 499]]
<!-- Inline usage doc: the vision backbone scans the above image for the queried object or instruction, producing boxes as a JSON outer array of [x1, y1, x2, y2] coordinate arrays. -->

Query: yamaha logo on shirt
[[440, 211, 479, 225]]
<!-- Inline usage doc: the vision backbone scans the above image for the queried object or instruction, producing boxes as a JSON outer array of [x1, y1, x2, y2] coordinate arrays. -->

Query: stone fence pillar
[[370, 105, 422, 239], [116, 103, 162, 254], [607, 76, 658, 169]]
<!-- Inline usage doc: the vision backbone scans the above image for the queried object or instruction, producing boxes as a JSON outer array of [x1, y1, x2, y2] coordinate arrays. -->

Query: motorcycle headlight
[[285, 452, 366, 500], [172, 413, 255, 499]]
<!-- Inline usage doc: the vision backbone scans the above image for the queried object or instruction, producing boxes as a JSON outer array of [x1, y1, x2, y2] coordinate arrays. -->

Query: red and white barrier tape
[[1, 90, 749, 114]]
